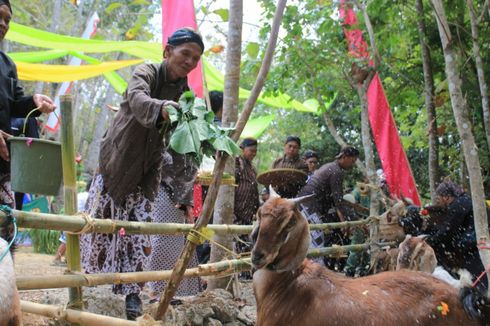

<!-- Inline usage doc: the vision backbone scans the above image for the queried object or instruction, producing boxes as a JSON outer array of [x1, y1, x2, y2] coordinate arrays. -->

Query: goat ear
[[269, 185, 281, 199]]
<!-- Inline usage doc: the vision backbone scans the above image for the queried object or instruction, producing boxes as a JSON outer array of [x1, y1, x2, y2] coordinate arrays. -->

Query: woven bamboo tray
[[256, 168, 307, 187], [196, 173, 236, 186]]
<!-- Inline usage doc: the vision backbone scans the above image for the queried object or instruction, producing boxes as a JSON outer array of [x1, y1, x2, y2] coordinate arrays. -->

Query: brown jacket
[[99, 62, 188, 204], [272, 155, 308, 173]]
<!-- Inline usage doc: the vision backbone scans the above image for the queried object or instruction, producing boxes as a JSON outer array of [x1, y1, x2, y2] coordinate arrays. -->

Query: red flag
[[162, 0, 204, 97], [339, 0, 421, 206]]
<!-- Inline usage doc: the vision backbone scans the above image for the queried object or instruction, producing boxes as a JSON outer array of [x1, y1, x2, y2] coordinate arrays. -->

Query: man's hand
[[0, 130, 12, 161], [161, 100, 179, 121], [33, 94, 56, 114], [175, 203, 194, 224]]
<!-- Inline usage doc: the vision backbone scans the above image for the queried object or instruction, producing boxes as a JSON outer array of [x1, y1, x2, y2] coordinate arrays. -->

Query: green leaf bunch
[[166, 91, 241, 164]]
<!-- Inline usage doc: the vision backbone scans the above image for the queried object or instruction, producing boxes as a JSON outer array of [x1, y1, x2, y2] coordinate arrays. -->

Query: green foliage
[[166, 92, 240, 164], [254, 0, 490, 195], [28, 229, 61, 254], [104, 2, 123, 14], [213, 8, 229, 22], [246, 42, 260, 59]]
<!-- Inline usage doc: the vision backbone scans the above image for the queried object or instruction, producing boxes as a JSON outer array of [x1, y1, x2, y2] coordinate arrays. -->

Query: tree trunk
[[34, 0, 63, 94], [356, 84, 379, 215], [467, 0, 490, 152], [431, 0, 490, 296], [85, 85, 114, 175], [415, 0, 440, 202], [208, 0, 243, 292], [321, 98, 367, 175], [352, 1, 381, 215]]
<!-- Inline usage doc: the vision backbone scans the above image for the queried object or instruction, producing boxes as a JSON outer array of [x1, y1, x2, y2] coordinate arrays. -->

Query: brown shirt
[[298, 160, 345, 221], [272, 155, 308, 173], [99, 62, 188, 204], [234, 156, 259, 224]]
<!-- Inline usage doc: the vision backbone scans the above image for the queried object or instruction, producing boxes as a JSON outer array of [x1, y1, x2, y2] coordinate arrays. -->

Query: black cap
[[285, 135, 301, 147], [209, 90, 223, 114], [335, 145, 359, 159], [435, 181, 463, 197], [240, 138, 258, 148], [0, 0, 12, 13], [167, 27, 204, 53], [304, 150, 318, 160]]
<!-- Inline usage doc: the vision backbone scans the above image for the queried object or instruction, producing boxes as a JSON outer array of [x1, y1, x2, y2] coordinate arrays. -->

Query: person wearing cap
[[80, 27, 204, 320], [234, 138, 260, 272], [297, 145, 360, 270], [303, 149, 319, 182], [209, 90, 223, 125], [425, 180, 489, 294], [260, 187, 270, 205], [271, 135, 308, 197], [0, 0, 56, 207]]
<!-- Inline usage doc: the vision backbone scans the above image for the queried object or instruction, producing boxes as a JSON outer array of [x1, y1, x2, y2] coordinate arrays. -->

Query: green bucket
[[8, 137, 62, 196]]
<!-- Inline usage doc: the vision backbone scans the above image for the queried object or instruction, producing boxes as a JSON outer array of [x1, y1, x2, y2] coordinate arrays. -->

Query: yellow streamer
[[16, 60, 143, 82]]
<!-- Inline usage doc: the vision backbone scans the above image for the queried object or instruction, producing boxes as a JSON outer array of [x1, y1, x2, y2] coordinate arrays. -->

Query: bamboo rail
[[17, 258, 251, 290], [16, 242, 395, 291], [0, 210, 372, 235], [20, 301, 139, 326], [60, 95, 83, 314]]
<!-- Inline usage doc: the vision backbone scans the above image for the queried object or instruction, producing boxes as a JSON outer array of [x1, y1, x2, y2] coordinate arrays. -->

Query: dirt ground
[[15, 246, 68, 325], [14, 246, 256, 326]]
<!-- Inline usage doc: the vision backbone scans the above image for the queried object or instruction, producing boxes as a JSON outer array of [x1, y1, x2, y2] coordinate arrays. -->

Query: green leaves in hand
[[168, 92, 240, 164]]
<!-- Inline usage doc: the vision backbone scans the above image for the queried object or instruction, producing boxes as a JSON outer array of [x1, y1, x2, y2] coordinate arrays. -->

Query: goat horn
[[269, 185, 281, 199], [416, 234, 430, 241], [289, 193, 315, 204]]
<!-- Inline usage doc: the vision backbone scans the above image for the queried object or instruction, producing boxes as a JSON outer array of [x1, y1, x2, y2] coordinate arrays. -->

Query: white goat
[[0, 237, 22, 326]]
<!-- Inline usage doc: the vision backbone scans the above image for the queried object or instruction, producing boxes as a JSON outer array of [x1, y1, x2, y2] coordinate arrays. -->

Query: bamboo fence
[[20, 301, 142, 326], [16, 242, 396, 291], [0, 209, 372, 235]]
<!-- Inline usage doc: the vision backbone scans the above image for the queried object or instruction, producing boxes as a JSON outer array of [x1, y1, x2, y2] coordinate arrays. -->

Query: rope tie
[[472, 264, 490, 289], [66, 189, 106, 235], [188, 228, 253, 268], [471, 241, 490, 288], [66, 212, 96, 235]]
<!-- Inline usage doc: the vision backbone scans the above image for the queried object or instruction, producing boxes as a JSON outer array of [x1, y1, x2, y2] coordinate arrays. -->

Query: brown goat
[[397, 234, 437, 274], [371, 247, 399, 274], [251, 190, 486, 326]]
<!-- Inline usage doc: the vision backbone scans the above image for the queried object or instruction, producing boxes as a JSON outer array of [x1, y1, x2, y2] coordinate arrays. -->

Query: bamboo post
[[20, 301, 139, 326], [60, 95, 83, 312], [155, 1, 289, 319]]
